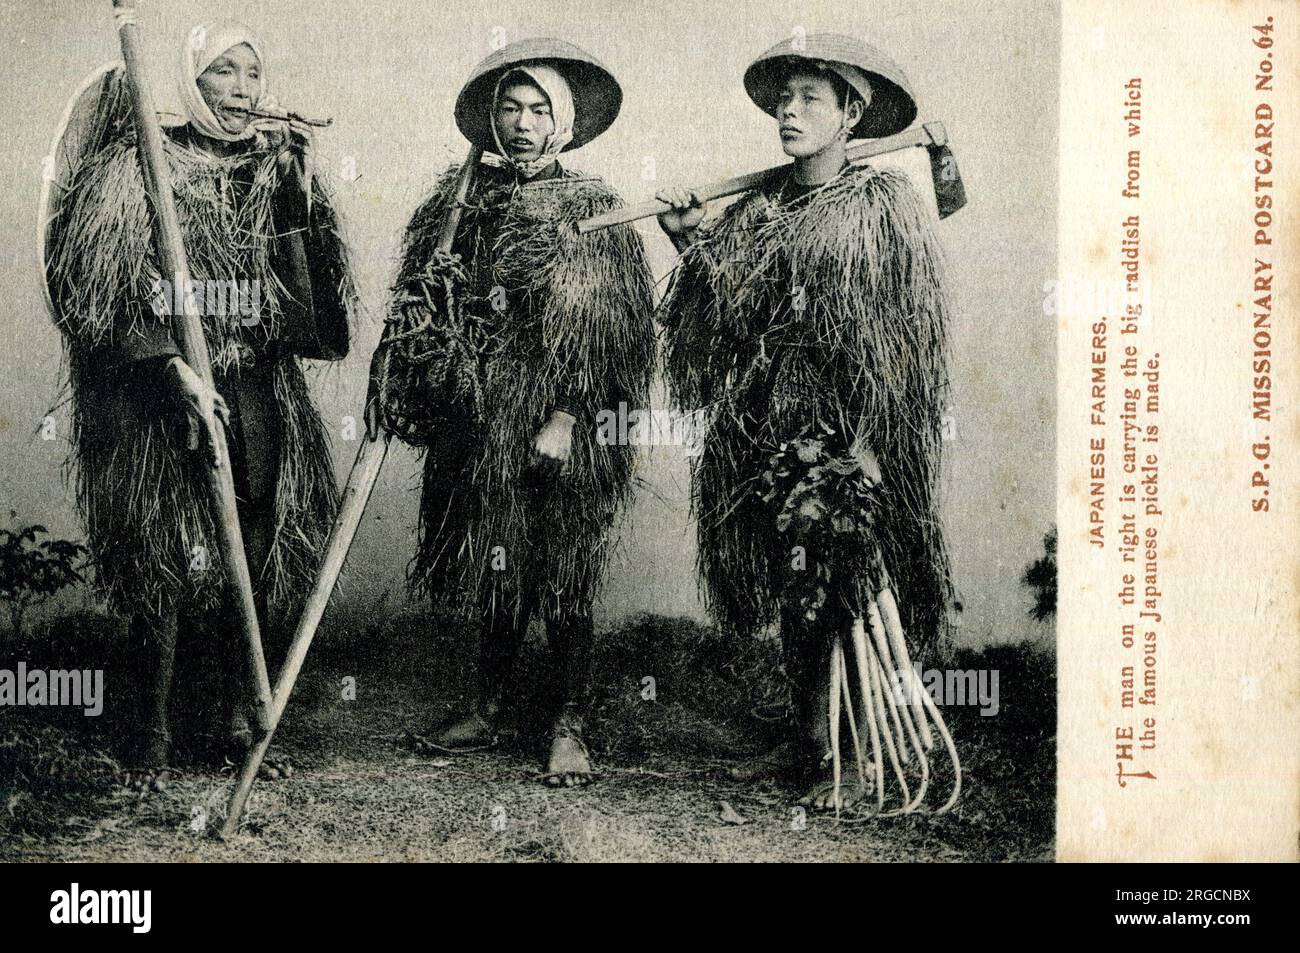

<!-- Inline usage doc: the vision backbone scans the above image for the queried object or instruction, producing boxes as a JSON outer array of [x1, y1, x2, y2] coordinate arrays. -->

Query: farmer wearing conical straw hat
[[657, 33, 961, 813], [43, 20, 358, 790], [372, 38, 655, 785]]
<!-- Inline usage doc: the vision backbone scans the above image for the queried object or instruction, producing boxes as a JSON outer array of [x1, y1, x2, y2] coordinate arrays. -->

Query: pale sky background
[[0, 0, 1058, 647]]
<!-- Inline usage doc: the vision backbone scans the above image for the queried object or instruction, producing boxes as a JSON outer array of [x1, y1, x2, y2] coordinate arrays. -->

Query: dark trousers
[[780, 598, 861, 771], [126, 499, 276, 763], [475, 592, 595, 729], [126, 363, 281, 765]]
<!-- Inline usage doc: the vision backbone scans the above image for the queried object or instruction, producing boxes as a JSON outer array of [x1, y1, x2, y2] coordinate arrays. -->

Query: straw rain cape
[[660, 164, 954, 648], [46, 130, 358, 619], [386, 162, 656, 623]]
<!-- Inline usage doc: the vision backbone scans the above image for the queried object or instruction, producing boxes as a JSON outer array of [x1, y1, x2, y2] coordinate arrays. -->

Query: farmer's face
[[197, 43, 262, 135], [493, 81, 555, 162], [775, 73, 850, 158]]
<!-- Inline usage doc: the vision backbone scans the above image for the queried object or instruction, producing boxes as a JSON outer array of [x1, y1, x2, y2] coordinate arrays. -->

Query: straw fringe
[[47, 133, 354, 618], [49, 136, 292, 372], [660, 165, 953, 650], [392, 164, 656, 623], [66, 356, 339, 619]]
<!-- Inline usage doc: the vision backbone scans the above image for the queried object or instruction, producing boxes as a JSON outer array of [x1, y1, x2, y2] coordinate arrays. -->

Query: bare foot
[[726, 739, 799, 782], [797, 756, 874, 812], [542, 712, 593, 787], [412, 711, 496, 754]]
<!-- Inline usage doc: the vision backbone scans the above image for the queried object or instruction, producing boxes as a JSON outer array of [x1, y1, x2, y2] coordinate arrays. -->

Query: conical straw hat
[[744, 33, 917, 139], [455, 37, 622, 152]]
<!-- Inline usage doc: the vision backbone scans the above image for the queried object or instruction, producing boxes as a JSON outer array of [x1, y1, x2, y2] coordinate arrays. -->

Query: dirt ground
[[1, 608, 1055, 862]]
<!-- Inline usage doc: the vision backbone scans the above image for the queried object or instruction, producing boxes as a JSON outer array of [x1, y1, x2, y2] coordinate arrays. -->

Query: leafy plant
[[759, 424, 884, 622], [0, 515, 89, 638], [1022, 527, 1057, 621]]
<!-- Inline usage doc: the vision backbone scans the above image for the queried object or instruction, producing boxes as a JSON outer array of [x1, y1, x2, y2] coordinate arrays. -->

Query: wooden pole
[[219, 433, 387, 838], [577, 122, 949, 234], [221, 146, 484, 837], [110, 0, 273, 732]]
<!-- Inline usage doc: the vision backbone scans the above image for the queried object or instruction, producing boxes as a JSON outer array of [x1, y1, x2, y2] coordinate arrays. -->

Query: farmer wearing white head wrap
[[380, 39, 653, 788], [43, 27, 358, 791], [489, 64, 575, 178], [177, 20, 269, 143]]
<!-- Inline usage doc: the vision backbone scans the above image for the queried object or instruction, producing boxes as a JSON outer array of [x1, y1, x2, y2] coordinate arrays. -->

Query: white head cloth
[[178, 20, 268, 143], [488, 64, 575, 178]]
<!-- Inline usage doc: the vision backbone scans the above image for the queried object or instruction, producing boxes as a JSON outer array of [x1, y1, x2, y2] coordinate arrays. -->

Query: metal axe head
[[922, 122, 968, 219]]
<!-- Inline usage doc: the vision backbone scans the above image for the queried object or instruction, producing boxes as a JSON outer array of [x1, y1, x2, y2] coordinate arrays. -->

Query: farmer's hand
[[656, 186, 706, 243], [530, 410, 576, 478], [164, 356, 230, 469], [255, 96, 313, 176], [364, 350, 384, 441], [286, 119, 313, 156]]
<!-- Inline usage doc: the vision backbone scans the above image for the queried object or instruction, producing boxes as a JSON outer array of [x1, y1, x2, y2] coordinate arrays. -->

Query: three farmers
[[45, 21, 958, 810]]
